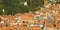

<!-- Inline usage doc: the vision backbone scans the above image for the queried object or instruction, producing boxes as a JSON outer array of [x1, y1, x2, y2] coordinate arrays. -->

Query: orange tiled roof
[[21, 14, 34, 20]]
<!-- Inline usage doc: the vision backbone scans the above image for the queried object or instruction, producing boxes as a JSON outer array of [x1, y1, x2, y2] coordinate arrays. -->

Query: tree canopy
[[0, 0, 44, 15]]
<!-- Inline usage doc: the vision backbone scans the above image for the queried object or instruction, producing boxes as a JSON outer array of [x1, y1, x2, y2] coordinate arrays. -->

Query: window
[[23, 21, 25, 23], [26, 21, 28, 23], [23, 25, 27, 27]]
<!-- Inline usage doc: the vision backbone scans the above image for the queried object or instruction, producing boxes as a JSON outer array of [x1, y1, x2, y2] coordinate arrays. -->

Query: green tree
[[2, 0, 19, 15], [2, 0, 44, 15]]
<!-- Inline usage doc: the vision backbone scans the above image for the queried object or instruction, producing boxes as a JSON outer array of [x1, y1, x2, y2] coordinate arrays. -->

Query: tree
[[0, 0, 7, 15], [56, 0, 60, 4], [2, 0, 44, 15], [2, 0, 19, 15]]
